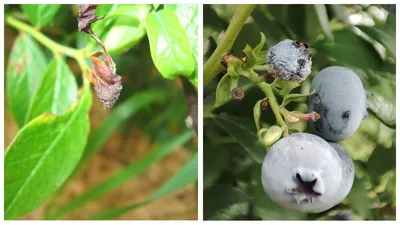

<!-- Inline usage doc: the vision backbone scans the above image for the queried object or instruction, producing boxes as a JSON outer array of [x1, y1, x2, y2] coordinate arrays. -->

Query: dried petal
[[90, 52, 122, 110], [78, 4, 104, 33]]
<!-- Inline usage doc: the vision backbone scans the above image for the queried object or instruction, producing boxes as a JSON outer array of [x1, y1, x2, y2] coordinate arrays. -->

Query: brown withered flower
[[78, 4, 122, 110], [90, 52, 122, 110], [78, 4, 105, 33]]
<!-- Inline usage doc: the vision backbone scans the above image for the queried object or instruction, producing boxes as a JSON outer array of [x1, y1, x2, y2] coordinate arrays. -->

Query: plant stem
[[253, 64, 269, 71], [6, 16, 92, 83], [247, 73, 287, 130], [203, 4, 255, 87], [6, 16, 81, 58]]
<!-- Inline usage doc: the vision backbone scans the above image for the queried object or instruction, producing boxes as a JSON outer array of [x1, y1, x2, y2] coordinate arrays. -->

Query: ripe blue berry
[[327, 142, 355, 207], [261, 133, 353, 213], [308, 66, 368, 141], [266, 40, 312, 82]]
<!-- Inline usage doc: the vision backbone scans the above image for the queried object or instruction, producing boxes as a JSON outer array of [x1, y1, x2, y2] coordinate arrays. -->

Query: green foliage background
[[4, 4, 198, 220], [203, 4, 396, 220]]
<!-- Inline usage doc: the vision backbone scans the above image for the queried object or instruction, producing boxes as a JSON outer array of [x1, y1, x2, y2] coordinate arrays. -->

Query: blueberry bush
[[4, 4, 198, 220], [203, 4, 395, 220]]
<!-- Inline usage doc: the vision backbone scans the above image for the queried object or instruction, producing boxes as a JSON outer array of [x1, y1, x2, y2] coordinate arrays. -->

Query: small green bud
[[261, 125, 283, 148], [253, 99, 263, 133]]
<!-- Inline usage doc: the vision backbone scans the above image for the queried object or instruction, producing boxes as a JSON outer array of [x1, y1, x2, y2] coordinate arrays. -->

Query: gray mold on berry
[[308, 66, 368, 141], [261, 133, 351, 213], [266, 39, 312, 82]]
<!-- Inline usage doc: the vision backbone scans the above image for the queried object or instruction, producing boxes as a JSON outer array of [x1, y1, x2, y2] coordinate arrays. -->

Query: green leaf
[[146, 9, 195, 79], [49, 130, 194, 219], [273, 79, 300, 96], [287, 5, 306, 40], [204, 184, 250, 219], [256, 50, 268, 65], [313, 5, 333, 41], [281, 90, 315, 107], [92, 152, 198, 220], [253, 32, 266, 53], [4, 84, 92, 220], [149, 152, 198, 200], [355, 68, 396, 128], [165, 4, 198, 86], [6, 34, 47, 127], [208, 203, 249, 220], [386, 175, 396, 202], [314, 28, 383, 70], [209, 203, 250, 220], [212, 115, 265, 164], [26, 57, 78, 123], [253, 99, 263, 132], [77, 89, 169, 169], [357, 14, 396, 57], [251, 7, 290, 46], [347, 176, 372, 218], [91, 5, 149, 54], [21, 4, 61, 28], [366, 144, 395, 181], [204, 143, 229, 189], [243, 44, 257, 68], [215, 73, 233, 107], [92, 202, 148, 220], [254, 32, 268, 64], [266, 5, 288, 28]]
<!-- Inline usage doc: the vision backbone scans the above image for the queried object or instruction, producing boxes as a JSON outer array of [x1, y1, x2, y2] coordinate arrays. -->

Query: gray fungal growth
[[266, 39, 312, 82]]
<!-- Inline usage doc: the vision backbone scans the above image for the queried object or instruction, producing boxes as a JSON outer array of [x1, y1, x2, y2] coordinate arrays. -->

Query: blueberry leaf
[[356, 68, 395, 128], [6, 34, 47, 127], [5, 84, 92, 219], [356, 14, 395, 57], [204, 143, 229, 189], [165, 4, 198, 86], [215, 73, 233, 107], [312, 5, 334, 41], [314, 28, 383, 70], [212, 115, 265, 163], [25, 57, 78, 123], [347, 176, 372, 219], [243, 44, 257, 68], [204, 184, 250, 219], [21, 4, 61, 28], [146, 8, 195, 79], [366, 144, 395, 181], [91, 5, 149, 54], [273, 79, 300, 96]]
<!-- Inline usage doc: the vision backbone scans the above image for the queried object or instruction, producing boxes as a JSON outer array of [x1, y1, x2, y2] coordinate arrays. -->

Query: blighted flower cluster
[[78, 4, 122, 110], [266, 39, 312, 82]]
